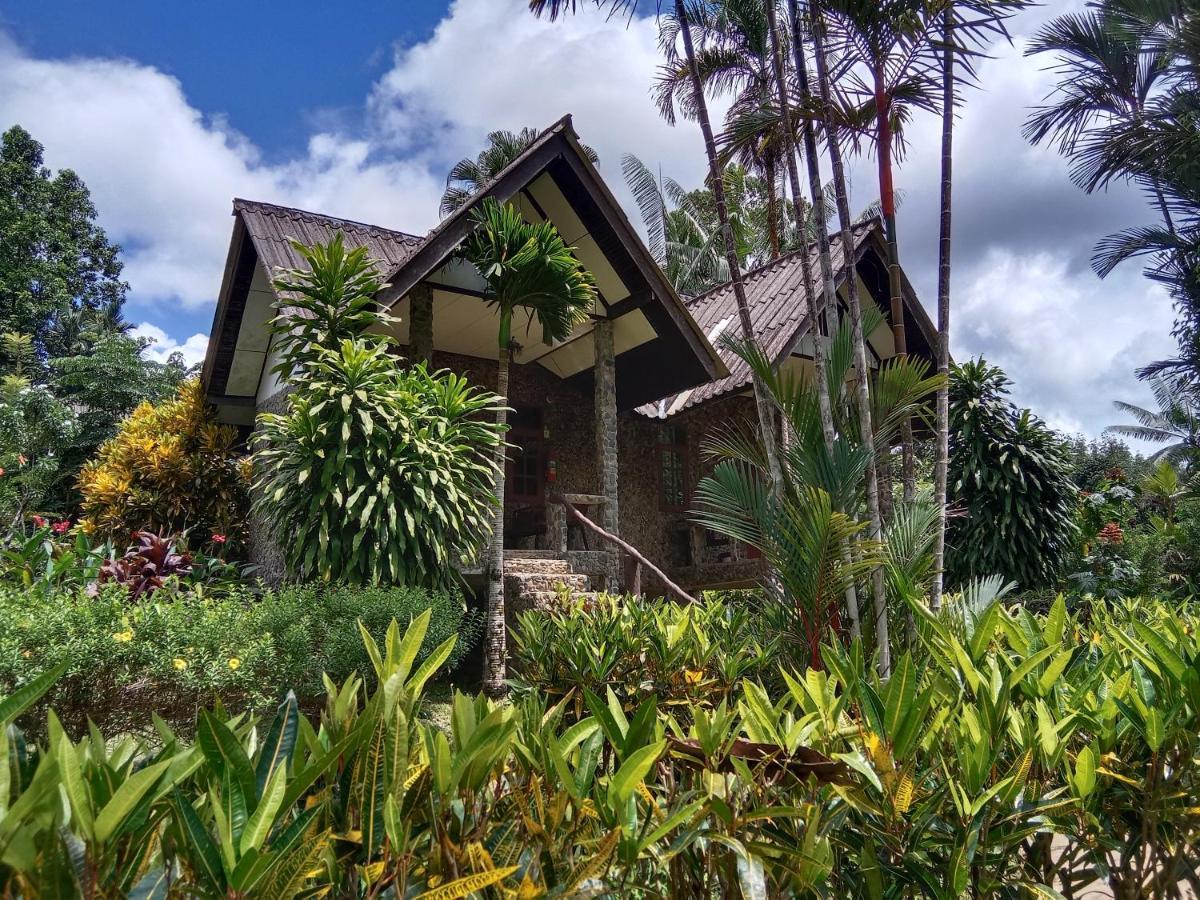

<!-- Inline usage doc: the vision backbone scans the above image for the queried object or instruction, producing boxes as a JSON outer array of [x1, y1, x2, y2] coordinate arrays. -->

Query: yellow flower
[[684, 669, 705, 685], [173, 658, 187, 671], [227, 657, 241, 671], [112, 630, 134, 643]]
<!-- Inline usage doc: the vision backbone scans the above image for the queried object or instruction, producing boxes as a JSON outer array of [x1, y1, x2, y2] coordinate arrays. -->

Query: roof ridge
[[232, 197, 422, 242]]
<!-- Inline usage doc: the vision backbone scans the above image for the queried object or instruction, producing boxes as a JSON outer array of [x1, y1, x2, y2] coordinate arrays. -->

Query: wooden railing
[[548, 492, 699, 605]]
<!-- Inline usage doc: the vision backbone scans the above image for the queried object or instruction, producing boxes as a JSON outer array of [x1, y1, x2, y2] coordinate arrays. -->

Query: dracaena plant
[[252, 237, 506, 586]]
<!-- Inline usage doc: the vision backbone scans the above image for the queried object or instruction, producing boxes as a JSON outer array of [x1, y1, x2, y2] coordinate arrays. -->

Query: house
[[200, 115, 936, 608]]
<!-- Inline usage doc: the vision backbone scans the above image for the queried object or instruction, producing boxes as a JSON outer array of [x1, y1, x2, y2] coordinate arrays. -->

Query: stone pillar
[[594, 318, 620, 590], [408, 283, 434, 364]]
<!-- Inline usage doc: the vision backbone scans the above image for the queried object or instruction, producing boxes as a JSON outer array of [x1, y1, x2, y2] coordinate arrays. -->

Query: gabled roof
[[375, 115, 725, 391], [642, 219, 934, 418], [234, 198, 423, 272]]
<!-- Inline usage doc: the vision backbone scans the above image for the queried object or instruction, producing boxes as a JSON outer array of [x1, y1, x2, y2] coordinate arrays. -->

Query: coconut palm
[[441, 128, 599, 217], [460, 199, 596, 696], [1106, 374, 1200, 469], [530, 0, 785, 493]]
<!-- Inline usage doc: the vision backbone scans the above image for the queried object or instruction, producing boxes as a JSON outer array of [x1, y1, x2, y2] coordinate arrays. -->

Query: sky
[[0, 0, 1178, 440]]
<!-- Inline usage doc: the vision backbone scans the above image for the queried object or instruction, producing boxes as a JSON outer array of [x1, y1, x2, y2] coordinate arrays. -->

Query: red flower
[[51, 520, 71, 535], [211, 533, 227, 544], [1097, 522, 1124, 545], [0, 467, 5, 477], [31, 515, 47, 528]]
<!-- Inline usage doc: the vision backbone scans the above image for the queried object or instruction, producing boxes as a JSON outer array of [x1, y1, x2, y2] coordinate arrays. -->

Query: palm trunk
[[872, 67, 917, 503], [804, 0, 890, 676], [930, 6, 954, 613], [675, 0, 783, 493], [483, 341, 511, 697], [764, 153, 782, 259]]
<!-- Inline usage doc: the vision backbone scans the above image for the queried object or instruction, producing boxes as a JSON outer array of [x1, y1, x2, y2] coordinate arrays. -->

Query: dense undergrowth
[[0, 594, 1195, 897]]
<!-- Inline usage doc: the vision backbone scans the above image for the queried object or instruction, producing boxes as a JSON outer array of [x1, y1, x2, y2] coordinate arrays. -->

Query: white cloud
[[130, 323, 210, 367], [0, 1, 1183, 440]]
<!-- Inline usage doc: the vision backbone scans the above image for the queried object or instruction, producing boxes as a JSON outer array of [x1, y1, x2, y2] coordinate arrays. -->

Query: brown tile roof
[[640, 219, 878, 418], [233, 198, 424, 276]]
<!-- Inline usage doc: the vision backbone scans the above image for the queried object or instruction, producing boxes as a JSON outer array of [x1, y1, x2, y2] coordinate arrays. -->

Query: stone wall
[[619, 392, 762, 597]]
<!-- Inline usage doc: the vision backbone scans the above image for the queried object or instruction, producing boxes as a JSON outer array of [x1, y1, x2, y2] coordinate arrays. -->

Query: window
[[658, 425, 687, 511]]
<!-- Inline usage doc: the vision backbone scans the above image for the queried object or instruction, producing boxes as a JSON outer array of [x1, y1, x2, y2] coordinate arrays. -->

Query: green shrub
[[252, 237, 505, 586], [252, 581, 480, 694], [0, 597, 1198, 896], [0, 580, 479, 733], [947, 358, 1078, 589], [509, 593, 781, 714]]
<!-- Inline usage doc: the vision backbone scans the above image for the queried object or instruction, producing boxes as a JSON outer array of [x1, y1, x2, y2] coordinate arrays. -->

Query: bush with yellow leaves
[[77, 379, 249, 551]]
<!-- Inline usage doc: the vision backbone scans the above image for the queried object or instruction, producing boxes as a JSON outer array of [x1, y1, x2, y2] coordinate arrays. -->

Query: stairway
[[503, 549, 597, 620]]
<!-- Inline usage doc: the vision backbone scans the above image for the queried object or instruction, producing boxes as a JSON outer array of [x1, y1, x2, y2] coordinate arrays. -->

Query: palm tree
[[441, 128, 599, 217], [1106, 374, 1200, 470], [460, 199, 596, 696], [1024, 4, 1179, 230], [621, 153, 731, 294], [930, 3, 955, 613], [530, 0, 785, 492], [820, 0, 944, 501]]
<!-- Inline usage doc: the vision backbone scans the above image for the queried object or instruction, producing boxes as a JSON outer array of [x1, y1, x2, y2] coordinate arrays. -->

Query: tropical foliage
[[946, 358, 1078, 590], [252, 236, 506, 586], [77, 380, 248, 553], [0, 578, 478, 735], [0, 597, 1197, 896], [439, 126, 599, 216], [1107, 373, 1200, 468]]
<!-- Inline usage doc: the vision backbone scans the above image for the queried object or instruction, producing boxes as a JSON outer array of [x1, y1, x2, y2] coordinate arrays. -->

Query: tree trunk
[[483, 341, 511, 698], [675, 0, 783, 493], [931, 5, 955, 613], [805, 0, 890, 677], [776, 0, 860, 641], [872, 66, 916, 504], [764, 153, 782, 259]]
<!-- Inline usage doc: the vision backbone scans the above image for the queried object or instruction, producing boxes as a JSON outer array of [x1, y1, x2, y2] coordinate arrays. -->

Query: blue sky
[[0, 0, 1179, 439]]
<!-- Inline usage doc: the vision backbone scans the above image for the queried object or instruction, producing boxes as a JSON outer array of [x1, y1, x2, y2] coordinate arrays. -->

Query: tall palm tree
[[930, 4, 955, 613], [797, 0, 891, 672], [441, 128, 599, 217], [460, 199, 596, 696], [820, 0, 944, 501], [654, 0, 789, 260], [1106, 374, 1200, 469], [530, 0, 785, 492]]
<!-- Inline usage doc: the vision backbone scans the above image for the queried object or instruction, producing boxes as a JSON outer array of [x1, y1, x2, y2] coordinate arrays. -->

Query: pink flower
[[51, 520, 71, 535], [31, 515, 47, 528], [211, 533, 227, 544], [0, 467, 5, 477], [17, 455, 26, 466]]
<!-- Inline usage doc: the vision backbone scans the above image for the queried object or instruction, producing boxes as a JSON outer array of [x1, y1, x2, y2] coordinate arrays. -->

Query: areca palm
[[530, 0, 785, 493], [1106, 374, 1200, 469], [819, 0, 944, 502], [441, 128, 599, 217], [1024, 5, 1179, 227], [460, 199, 596, 696]]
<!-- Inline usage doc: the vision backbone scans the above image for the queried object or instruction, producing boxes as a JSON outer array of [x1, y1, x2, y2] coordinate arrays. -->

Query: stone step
[[504, 572, 589, 594], [504, 557, 571, 575], [503, 549, 565, 560]]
